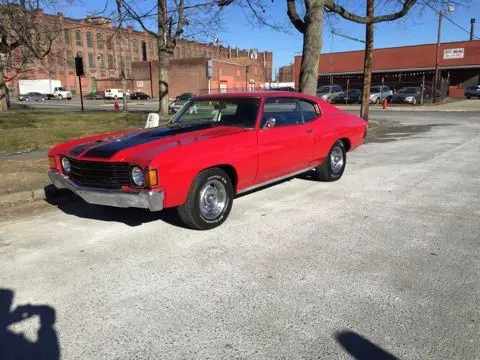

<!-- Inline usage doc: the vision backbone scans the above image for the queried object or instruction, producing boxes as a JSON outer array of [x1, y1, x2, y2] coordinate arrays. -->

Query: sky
[[57, 0, 480, 74]]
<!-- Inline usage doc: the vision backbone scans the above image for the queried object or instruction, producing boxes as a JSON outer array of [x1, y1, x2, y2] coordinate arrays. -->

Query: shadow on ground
[[366, 123, 454, 143], [335, 330, 399, 360], [44, 185, 185, 228], [0, 288, 60, 359]]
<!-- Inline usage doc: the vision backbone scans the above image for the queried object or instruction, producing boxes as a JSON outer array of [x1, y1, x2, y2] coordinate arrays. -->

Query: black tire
[[177, 168, 234, 230], [312, 141, 347, 182], [58, 94, 63, 100], [466, 95, 471, 99], [412, 98, 417, 105]]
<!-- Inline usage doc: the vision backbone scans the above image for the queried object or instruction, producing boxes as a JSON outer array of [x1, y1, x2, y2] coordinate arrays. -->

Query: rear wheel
[[177, 168, 233, 230], [312, 141, 346, 182]]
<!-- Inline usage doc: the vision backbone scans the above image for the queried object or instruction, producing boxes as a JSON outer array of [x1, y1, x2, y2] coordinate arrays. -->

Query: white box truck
[[18, 79, 72, 100]]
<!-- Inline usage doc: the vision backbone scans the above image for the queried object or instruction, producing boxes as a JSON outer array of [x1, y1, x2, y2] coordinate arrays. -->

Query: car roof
[[194, 91, 320, 102]]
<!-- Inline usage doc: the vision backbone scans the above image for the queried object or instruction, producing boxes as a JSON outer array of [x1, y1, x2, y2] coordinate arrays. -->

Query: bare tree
[[0, 1, 63, 112], [115, 0, 223, 117], [323, 0, 417, 120]]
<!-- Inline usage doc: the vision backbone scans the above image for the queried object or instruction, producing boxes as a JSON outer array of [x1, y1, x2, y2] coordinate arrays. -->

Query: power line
[[331, 29, 366, 44], [417, 0, 479, 40]]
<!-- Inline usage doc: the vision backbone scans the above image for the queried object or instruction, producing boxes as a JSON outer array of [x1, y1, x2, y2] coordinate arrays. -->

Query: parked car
[[369, 85, 393, 104], [18, 92, 46, 101], [464, 85, 480, 99], [84, 90, 105, 100], [48, 92, 367, 230], [316, 85, 343, 102], [331, 89, 362, 104], [390, 87, 425, 105], [169, 92, 193, 114], [129, 92, 151, 100]]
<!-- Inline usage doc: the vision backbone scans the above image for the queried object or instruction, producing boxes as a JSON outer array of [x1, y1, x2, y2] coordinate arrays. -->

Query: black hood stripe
[[77, 123, 213, 159]]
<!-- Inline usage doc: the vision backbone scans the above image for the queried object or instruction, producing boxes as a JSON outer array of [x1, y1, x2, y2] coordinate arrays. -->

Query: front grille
[[67, 158, 131, 189]]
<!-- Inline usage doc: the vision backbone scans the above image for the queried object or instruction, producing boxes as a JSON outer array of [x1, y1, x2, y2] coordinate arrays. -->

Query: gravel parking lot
[[0, 111, 479, 359]]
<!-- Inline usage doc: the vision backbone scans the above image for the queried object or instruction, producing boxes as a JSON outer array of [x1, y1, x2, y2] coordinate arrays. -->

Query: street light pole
[[432, 11, 442, 103]]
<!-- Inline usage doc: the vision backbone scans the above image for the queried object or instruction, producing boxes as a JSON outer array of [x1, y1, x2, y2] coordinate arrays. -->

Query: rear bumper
[[48, 171, 164, 211]]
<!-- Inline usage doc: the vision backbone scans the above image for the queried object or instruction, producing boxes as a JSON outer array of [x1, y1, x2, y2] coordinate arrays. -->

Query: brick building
[[7, 10, 273, 96], [278, 64, 293, 82], [292, 40, 480, 99], [132, 57, 269, 98]]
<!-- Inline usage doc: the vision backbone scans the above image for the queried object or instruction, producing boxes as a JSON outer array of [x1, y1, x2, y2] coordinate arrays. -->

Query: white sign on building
[[443, 48, 464, 59]]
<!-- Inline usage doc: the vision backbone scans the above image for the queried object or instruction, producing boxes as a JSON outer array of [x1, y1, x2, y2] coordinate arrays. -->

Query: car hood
[[50, 123, 246, 163]]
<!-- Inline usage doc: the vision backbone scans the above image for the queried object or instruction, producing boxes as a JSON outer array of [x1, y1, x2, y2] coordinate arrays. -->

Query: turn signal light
[[48, 156, 57, 169], [146, 169, 158, 186]]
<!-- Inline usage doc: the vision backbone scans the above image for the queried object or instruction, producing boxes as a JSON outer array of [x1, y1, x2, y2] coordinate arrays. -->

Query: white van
[[104, 89, 124, 99]]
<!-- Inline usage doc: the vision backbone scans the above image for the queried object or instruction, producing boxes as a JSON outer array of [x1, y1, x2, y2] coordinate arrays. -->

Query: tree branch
[[287, 0, 306, 33], [324, 0, 417, 24]]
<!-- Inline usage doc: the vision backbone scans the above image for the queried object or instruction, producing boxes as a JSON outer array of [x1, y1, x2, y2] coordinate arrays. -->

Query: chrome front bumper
[[48, 171, 164, 211]]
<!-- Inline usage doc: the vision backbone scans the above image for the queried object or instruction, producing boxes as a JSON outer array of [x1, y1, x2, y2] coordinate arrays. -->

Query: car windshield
[[57, 87, 67, 91], [347, 89, 360, 95], [370, 87, 382, 92], [398, 87, 419, 94], [317, 86, 331, 93], [171, 98, 260, 128]]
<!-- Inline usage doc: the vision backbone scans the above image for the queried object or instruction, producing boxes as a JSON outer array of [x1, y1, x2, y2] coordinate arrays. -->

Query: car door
[[255, 97, 314, 183]]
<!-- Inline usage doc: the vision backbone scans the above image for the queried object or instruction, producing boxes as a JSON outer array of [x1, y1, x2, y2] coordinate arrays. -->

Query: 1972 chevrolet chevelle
[[48, 92, 367, 230]]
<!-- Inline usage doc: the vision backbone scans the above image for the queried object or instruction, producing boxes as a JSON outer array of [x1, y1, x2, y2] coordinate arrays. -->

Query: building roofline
[[292, 39, 480, 59]]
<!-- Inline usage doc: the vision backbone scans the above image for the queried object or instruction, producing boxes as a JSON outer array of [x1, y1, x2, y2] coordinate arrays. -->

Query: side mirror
[[263, 117, 276, 129]]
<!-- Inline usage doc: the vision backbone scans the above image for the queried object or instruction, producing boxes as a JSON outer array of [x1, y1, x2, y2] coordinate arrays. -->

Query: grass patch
[[0, 110, 152, 153]]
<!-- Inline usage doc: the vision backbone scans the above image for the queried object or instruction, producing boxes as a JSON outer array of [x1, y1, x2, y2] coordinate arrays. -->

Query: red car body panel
[[48, 92, 367, 208]]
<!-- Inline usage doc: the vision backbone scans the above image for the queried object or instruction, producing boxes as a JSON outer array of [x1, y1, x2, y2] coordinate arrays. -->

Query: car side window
[[334, 86, 342, 92], [298, 100, 318, 122], [263, 98, 303, 127]]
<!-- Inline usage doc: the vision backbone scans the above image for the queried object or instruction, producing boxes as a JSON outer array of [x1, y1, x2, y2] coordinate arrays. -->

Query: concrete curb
[[0, 185, 69, 205]]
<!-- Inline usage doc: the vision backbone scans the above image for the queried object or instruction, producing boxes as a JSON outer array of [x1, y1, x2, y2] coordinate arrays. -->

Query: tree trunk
[[298, 0, 324, 94], [0, 60, 8, 112], [360, 0, 374, 121], [157, 48, 170, 118]]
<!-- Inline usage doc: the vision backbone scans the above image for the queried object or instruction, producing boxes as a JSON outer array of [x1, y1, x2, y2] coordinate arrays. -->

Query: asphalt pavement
[[0, 111, 479, 359]]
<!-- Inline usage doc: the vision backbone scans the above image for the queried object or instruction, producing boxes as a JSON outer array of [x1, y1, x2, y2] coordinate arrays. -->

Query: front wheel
[[57, 94, 63, 100], [177, 168, 233, 230], [312, 141, 346, 182]]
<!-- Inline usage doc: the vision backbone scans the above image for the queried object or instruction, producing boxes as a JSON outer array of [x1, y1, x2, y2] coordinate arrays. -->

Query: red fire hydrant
[[114, 101, 120, 111]]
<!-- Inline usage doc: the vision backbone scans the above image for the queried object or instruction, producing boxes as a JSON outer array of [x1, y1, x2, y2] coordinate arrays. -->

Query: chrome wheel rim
[[199, 179, 227, 220], [330, 146, 344, 174]]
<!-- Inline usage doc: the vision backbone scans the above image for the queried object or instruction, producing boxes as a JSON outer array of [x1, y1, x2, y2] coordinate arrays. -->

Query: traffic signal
[[75, 56, 84, 77]]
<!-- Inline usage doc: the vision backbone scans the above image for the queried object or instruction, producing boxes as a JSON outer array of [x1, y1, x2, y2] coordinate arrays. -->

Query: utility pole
[[432, 11, 443, 103], [116, 0, 128, 112]]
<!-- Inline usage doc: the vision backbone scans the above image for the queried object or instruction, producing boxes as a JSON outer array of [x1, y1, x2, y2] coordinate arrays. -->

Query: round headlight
[[61, 157, 71, 173], [131, 166, 145, 187]]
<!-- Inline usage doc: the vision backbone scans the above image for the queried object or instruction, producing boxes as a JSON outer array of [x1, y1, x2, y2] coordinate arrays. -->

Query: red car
[[48, 92, 367, 230]]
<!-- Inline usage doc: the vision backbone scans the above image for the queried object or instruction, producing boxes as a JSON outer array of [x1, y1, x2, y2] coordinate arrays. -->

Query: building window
[[125, 56, 131, 70], [147, 42, 153, 53], [119, 56, 124, 68], [75, 30, 82, 46], [86, 32, 93, 48], [107, 37, 113, 50], [96, 32, 103, 49], [107, 54, 114, 69], [133, 39, 138, 53], [141, 41, 147, 61], [88, 53, 95, 68], [98, 54, 105, 69], [121, 38, 129, 51], [64, 30, 71, 44], [66, 50, 73, 66]]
